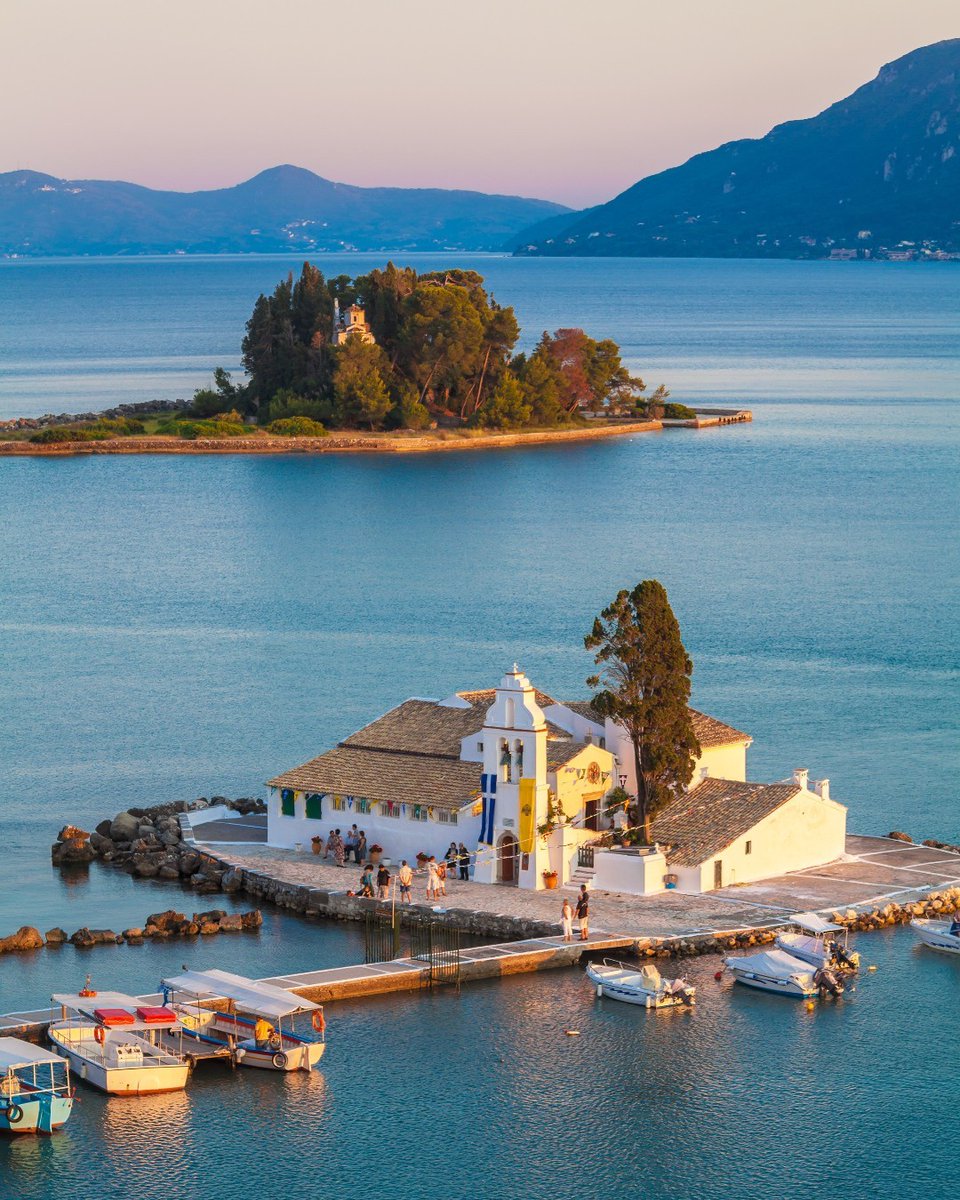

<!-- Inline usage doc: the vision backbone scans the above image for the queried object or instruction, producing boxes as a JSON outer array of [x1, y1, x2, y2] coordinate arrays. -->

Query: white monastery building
[[267, 666, 846, 895]]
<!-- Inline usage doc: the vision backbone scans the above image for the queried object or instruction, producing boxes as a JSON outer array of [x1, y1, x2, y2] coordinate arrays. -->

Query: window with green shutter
[[280, 789, 295, 816], [305, 793, 323, 820]]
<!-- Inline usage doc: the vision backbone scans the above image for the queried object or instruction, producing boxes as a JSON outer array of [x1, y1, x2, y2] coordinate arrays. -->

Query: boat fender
[[868, 965, 877, 972], [94, 1026, 105, 1046], [4, 1103, 24, 1125], [268, 1033, 283, 1051], [714, 970, 723, 981], [312, 1010, 326, 1034], [272, 1051, 287, 1069], [564, 1030, 580, 1036]]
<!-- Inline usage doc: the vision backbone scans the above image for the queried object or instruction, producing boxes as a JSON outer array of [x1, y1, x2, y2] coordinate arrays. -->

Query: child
[[377, 862, 391, 900], [398, 860, 413, 903], [561, 898, 574, 942]]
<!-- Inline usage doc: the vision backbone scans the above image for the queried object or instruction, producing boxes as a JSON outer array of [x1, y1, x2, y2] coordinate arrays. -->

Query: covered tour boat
[[723, 949, 822, 999], [49, 991, 190, 1095], [776, 912, 860, 972], [911, 918, 960, 955], [0, 1039, 74, 1134], [162, 968, 326, 1072], [586, 959, 695, 1008]]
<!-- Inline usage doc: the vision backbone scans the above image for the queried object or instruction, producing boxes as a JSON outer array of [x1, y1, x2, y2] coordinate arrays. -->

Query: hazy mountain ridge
[[0, 165, 570, 255], [515, 39, 960, 259]]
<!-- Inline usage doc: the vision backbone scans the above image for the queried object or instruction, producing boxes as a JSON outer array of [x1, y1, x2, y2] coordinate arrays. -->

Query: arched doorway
[[497, 833, 519, 884]]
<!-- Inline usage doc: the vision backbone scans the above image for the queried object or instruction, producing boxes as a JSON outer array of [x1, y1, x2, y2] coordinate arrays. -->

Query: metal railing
[[577, 845, 595, 869]]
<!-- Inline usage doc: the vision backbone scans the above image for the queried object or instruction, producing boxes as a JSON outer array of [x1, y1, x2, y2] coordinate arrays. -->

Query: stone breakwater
[[51, 797, 265, 887], [0, 399, 189, 432], [0, 907, 264, 957]]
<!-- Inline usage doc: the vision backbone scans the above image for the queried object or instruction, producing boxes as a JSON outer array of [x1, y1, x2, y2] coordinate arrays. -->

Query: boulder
[[51, 837, 97, 866], [221, 868, 244, 893], [45, 927, 68, 945], [158, 864, 181, 880], [241, 910, 263, 930], [178, 851, 201, 877], [159, 830, 182, 848], [193, 909, 227, 925], [89, 831, 115, 855], [95, 818, 113, 838], [137, 823, 156, 838], [146, 909, 186, 932], [70, 927, 96, 948], [57, 825, 89, 842], [134, 859, 160, 878], [0, 926, 44, 953], [219, 913, 243, 932], [90, 929, 120, 945], [887, 830, 912, 843], [122, 928, 144, 941], [110, 811, 140, 842]]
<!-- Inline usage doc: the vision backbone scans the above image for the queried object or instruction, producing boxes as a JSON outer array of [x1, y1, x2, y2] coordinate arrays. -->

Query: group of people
[[350, 843, 474, 903], [318, 826, 369, 867]]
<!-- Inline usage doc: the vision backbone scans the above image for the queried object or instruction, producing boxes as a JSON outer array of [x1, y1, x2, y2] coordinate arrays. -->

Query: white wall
[[593, 848, 667, 895], [693, 742, 748, 785], [267, 788, 480, 865]]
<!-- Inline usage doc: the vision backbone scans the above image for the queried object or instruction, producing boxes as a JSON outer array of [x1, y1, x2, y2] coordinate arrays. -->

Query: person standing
[[458, 842, 470, 882], [575, 884, 590, 941], [426, 856, 439, 899], [324, 831, 336, 861], [377, 862, 391, 900], [356, 830, 368, 863], [398, 860, 413, 903], [561, 897, 574, 942], [332, 829, 345, 867], [445, 842, 458, 880], [436, 860, 447, 897]]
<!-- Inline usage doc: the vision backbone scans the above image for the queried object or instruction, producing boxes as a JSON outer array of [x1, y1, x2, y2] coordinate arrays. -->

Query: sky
[[2, 1, 957, 209]]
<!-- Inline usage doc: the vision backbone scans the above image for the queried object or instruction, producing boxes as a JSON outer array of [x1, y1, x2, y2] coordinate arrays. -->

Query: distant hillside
[[515, 39, 960, 259], [0, 165, 570, 256]]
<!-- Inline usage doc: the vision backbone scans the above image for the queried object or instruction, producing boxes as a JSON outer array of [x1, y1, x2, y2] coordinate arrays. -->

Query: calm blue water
[[0, 256, 957, 1198]]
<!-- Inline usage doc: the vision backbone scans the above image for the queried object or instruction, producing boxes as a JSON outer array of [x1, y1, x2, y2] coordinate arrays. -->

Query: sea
[[0, 254, 957, 1199]]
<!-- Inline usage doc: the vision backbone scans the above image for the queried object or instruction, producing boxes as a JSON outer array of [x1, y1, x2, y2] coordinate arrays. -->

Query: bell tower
[[474, 665, 550, 888]]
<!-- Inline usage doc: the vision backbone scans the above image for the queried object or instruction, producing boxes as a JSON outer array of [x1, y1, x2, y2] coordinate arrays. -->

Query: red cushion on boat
[[94, 1007, 135, 1026], [136, 1006, 176, 1024]]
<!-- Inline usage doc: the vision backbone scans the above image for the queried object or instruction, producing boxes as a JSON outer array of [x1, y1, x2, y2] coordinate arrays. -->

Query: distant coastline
[[0, 414, 751, 458]]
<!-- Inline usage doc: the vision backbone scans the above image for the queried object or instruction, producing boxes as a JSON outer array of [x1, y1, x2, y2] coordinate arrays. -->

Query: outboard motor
[[832, 941, 857, 971], [814, 966, 844, 998]]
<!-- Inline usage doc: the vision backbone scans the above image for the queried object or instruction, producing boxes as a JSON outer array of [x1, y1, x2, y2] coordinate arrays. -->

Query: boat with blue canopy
[[0, 1037, 74, 1134]]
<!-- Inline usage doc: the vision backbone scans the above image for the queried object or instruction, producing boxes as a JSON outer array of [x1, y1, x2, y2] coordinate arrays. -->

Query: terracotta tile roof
[[652, 778, 800, 867], [341, 699, 483, 758], [267, 746, 482, 812], [561, 701, 750, 747], [546, 740, 592, 770], [457, 687, 559, 710], [688, 708, 751, 748]]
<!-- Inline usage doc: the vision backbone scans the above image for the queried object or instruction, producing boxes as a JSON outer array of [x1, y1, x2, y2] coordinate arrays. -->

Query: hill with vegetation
[[0, 165, 570, 256], [515, 39, 960, 259]]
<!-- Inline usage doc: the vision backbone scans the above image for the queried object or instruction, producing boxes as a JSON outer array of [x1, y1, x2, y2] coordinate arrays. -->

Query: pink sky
[[2, 0, 957, 208]]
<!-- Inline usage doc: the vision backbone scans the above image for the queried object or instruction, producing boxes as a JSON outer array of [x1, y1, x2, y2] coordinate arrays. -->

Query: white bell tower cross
[[473, 665, 550, 889]]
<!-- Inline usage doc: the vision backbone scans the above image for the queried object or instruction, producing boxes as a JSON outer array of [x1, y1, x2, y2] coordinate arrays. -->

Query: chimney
[[793, 768, 809, 791], [814, 778, 830, 801]]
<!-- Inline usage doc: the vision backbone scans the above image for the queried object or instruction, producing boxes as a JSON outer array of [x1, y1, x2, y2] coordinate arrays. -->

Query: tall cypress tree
[[585, 580, 700, 842]]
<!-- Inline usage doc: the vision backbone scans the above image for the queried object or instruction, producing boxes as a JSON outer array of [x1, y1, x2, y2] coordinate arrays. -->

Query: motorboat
[[586, 958, 695, 1008], [49, 990, 190, 1095], [162, 967, 326, 1072], [0, 1039, 74, 1134], [911, 918, 960, 955], [776, 911, 860, 972], [723, 949, 824, 999]]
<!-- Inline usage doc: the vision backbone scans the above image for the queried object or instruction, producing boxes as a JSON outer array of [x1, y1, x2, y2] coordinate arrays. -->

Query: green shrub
[[266, 416, 329, 437], [176, 419, 248, 440], [663, 402, 696, 420], [30, 425, 109, 444]]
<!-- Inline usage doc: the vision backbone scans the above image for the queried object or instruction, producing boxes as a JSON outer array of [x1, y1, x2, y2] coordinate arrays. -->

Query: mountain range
[[515, 39, 960, 258], [0, 165, 569, 256]]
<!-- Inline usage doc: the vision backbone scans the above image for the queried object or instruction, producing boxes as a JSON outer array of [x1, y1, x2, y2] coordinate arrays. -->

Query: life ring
[[312, 1010, 326, 1034], [94, 1026, 106, 1046], [268, 1032, 283, 1051], [5, 1103, 24, 1125], [272, 1052, 287, 1069]]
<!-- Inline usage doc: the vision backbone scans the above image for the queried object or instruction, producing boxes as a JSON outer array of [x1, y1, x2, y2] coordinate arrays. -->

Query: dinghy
[[776, 912, 860, 972], [723, 949, 821, 999], [162, 968, 326, 1072], [586, 959, 695, 1008], [49, 991, 190, 1095], [0, 1039, 74, 1134], [911, 918, 960, 955]]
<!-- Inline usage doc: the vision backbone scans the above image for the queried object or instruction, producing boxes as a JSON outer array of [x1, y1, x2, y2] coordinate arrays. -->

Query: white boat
[[162, 968, 326, 1072], [49, 991, 190, 1095], [586, 959, 695, 1008], [776, 911, 860, 972], [0, 1039, 74, 1134], [911, 918, 960, 955], [723, 949, 821, 999]]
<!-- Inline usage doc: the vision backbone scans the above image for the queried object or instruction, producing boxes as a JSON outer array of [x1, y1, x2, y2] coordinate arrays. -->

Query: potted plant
[[369, 843, 383, 865], [542, 869, 559, 890], [311, 835, 322, 855]]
